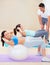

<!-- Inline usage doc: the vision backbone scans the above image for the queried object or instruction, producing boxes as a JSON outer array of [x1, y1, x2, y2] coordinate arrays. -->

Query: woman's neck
[[42, 9, 45, 13]]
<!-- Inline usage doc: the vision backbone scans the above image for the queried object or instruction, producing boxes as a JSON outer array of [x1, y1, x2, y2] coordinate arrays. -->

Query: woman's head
[[1, 31, 12, 43]]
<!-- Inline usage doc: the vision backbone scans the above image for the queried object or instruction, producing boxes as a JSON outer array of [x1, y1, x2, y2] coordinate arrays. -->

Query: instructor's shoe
[[41, 57, 50, 62]]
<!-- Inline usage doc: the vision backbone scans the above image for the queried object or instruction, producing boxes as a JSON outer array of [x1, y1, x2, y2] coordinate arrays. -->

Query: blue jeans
[[42, 17, 48, 25], [34, 30, 48, 40]]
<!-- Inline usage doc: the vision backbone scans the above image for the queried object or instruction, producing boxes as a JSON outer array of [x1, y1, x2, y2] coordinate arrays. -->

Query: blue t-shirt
[[4, 36, 18, 47], [11, 36, 18, 45]]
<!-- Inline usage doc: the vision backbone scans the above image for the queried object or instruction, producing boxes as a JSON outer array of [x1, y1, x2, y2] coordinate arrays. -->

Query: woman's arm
[[20, 31, 26, 37], [2, 38, 14, 46]]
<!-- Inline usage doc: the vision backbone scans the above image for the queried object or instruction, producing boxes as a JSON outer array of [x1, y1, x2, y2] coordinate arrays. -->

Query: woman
[[14, 24, 48, 43], [1, 30, 50, 62], [14, 24, 49, 55]]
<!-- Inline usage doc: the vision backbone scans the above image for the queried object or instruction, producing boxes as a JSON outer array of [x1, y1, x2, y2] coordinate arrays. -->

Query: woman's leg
[[34, 30, 48, 41]]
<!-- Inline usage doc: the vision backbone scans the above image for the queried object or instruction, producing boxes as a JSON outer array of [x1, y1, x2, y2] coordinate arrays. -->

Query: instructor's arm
[[38, 15, 44, 29]]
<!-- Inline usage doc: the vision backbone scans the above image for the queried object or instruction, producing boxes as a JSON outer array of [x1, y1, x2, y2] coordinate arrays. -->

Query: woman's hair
[[13, 28, 17, 35], [1, 30, 6, 47], [13, 24, 21, 35], [39, 3, 45, 8], [15, 24, 21, 32]]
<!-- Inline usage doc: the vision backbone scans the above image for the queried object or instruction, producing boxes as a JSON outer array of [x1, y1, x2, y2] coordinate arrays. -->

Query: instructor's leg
[[34, 30, 48, 55]]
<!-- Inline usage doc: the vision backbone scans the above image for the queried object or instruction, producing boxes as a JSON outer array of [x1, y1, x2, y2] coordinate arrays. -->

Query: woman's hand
[[17, 27, 22, 32], [17, 27, 26, 36]]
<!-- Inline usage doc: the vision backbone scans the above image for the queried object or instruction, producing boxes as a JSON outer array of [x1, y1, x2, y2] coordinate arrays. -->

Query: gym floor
[[0, 41, 50, 65]]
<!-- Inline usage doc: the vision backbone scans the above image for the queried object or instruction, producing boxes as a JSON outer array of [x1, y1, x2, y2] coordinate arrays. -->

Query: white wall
[[0, 0, 42, 32], [43, 0, 50, 10]]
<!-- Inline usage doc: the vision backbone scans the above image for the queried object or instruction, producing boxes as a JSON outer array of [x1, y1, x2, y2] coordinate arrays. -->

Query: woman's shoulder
[[11, 35, 18, 40]]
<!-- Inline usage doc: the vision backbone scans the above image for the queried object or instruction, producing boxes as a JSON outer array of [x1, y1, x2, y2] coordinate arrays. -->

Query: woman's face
[[39, 7, 45, 12], [4, 31, 12, 40]]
